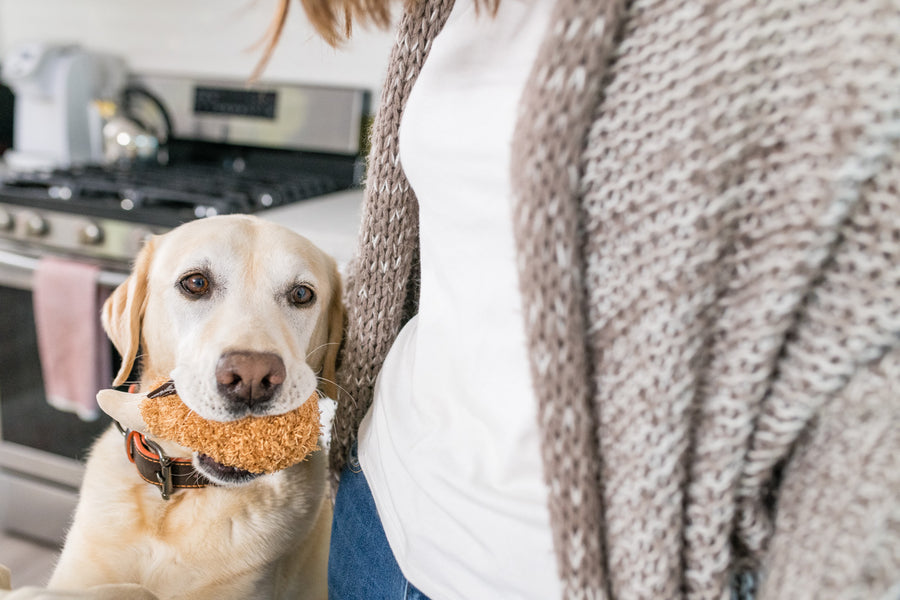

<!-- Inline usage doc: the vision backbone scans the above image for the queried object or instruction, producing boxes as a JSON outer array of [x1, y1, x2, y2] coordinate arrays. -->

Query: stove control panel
[[0, 202, 167, 264]]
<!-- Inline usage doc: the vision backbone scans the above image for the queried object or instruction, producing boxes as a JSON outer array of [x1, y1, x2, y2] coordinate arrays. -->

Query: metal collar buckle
[[116, 421, 175, 500], [140, 434, 174, 500]]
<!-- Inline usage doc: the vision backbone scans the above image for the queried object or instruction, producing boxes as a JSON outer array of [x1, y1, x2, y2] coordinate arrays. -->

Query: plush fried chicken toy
[[98, 381, 322, 474]]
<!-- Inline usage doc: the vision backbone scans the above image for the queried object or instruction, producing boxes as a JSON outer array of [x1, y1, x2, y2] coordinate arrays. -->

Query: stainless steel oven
[[0, 247, 126, 545], [0, 74, 368, 545]]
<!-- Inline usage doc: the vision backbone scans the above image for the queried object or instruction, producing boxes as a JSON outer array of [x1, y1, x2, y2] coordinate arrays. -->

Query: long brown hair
[[249, 0, 394, 81], [250, 0, 499, 81]]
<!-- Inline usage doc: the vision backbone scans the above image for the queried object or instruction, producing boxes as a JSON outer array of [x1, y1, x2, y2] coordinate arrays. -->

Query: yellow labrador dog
[[49, 215, 342, 600]]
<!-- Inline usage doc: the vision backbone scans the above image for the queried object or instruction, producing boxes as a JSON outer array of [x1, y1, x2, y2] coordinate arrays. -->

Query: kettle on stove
[[1, 42, 126, 171], [97, 85, 172, 165]]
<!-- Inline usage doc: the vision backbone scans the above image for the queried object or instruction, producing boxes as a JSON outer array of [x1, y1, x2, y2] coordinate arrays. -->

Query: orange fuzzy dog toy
[[139, 381, 321, 474]]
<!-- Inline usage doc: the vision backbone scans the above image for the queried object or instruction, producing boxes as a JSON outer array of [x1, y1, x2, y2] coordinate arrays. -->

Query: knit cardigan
[[329, 1, 900, 598]]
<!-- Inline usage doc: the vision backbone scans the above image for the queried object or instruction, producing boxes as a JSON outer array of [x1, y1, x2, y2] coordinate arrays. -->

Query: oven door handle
[[0, 249, 128, 289]]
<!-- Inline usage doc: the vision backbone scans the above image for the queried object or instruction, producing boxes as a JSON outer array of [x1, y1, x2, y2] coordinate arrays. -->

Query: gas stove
[[0, 146, 358, 265], [1, 158, 347, 225], [0, 75, 369, 265]]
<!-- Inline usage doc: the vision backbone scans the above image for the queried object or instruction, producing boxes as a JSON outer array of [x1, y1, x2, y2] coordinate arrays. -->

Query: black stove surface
[[0, 147, 357, 227]]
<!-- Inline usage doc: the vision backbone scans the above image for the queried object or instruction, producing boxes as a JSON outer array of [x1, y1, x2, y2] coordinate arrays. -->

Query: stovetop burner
[[0, 159, 347, 228]]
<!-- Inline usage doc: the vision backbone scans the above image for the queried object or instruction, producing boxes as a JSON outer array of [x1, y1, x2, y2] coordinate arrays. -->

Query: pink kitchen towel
[[32, 256, 112, 421]]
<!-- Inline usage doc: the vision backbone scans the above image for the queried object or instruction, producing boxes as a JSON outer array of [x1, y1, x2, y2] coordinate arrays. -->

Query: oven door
[[0, 248, 126, 545]]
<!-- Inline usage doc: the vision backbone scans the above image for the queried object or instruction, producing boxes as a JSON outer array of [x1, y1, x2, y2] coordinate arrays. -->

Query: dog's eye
[[288, 284, 315, 307], [180, 273, 210, 296]]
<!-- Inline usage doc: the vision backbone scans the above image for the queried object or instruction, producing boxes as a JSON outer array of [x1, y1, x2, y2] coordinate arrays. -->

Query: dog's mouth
[[194, 453, 263, 486]]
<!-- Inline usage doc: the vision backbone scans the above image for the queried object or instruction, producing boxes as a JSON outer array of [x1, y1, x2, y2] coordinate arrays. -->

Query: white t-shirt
[[357, 0, 560, 598]]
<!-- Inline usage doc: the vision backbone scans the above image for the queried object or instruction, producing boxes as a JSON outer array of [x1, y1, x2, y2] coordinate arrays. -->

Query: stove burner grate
[[0, 162, 344, 226]]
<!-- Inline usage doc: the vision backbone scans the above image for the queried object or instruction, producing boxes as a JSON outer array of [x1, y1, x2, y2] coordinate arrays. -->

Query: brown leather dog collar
[[117, 381, 211, 499], [118, 423, 212, 500]]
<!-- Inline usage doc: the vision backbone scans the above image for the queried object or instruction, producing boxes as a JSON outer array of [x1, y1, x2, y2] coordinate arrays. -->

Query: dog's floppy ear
[[319, 268, 345, 400], [103, 236, 156, 386]]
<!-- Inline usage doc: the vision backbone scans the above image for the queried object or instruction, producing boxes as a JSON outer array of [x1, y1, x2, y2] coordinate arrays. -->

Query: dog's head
[[101, 215, 344, 483]]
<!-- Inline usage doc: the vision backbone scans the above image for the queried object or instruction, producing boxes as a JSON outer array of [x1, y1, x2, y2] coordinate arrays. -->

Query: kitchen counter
[[260, 187, 363, 271]]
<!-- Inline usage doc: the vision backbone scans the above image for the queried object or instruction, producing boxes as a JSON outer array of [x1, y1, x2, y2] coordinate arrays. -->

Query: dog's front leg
[[48, 428, 145, 590]]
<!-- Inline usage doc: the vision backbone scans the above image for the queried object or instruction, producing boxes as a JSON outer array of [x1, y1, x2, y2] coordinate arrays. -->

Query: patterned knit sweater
[[330, 1, 900, 598]]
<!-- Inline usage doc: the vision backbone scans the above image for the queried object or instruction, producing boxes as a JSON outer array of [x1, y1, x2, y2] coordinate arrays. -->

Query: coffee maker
[[1, 43, 126, 171]]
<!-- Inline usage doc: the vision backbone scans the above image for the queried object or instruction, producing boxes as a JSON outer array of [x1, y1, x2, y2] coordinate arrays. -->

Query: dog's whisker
[[304, 341, 341, 361], [316, 375, 355, 404], [116, 379, 142, 389]]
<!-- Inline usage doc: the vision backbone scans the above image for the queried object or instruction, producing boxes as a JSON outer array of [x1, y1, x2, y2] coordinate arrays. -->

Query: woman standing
[[286, 0, 900, 598]]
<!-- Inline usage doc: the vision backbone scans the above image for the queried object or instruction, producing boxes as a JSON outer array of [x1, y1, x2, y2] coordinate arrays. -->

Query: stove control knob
[[0, 209, 13, 232], [24, 213, 49, 237], [79, 222, 104, 245]]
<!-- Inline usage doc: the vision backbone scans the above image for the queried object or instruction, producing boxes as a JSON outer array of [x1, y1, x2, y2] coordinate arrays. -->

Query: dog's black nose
[[216, 351, 286, 409]]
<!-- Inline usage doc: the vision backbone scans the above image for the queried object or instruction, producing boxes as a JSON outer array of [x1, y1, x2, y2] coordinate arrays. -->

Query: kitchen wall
[[0, 0, 396, 97]]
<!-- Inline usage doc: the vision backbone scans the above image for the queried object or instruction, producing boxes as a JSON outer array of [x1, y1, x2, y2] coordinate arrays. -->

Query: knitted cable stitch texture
[[331, 0, 900, 598]]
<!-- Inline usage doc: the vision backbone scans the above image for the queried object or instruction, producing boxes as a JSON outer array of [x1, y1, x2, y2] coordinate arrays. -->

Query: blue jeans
[[328, 450, 431, 600]]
